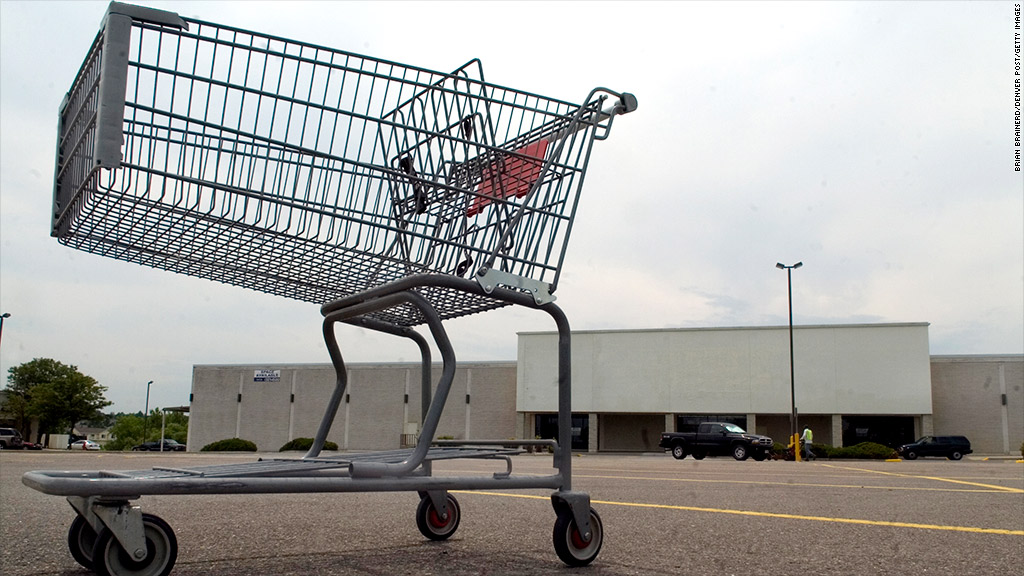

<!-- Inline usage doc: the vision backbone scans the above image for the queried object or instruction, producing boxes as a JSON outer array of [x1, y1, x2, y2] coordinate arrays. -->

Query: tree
[[106, 410, 189, 450], [107, 414, 145, 450], [3, 359, 111, 440]]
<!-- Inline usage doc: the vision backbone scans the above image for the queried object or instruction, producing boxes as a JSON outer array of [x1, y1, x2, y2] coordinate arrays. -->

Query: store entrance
[[535, 413, 589, 450]]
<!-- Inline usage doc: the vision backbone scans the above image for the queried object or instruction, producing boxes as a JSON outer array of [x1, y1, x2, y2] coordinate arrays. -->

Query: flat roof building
[[186, 323, 1023, 455]]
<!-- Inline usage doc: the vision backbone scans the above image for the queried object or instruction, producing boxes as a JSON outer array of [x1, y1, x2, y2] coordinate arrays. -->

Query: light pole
[[144, 381, 153, 442], [776, 262, 802, 461], [0, 312, 10, 352]]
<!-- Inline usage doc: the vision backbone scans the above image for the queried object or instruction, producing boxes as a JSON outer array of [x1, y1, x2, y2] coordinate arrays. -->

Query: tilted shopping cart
[[23, 2, 637, 574]]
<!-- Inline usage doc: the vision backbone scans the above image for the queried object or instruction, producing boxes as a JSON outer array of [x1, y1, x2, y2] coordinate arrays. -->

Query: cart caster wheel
[[553, 507, 603, 567], [68, 515, 98, 569], [416, 494, 461, 541], [91, 513, 177, 576]]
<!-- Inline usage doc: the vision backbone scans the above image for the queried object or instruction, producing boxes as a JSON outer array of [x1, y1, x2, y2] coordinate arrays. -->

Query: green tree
[[157, 410, 189, 444], [3, 359, 111, 440], [106, 411, 189, 450], [0, 388, 32, 439], [107, 413, 145, 450]]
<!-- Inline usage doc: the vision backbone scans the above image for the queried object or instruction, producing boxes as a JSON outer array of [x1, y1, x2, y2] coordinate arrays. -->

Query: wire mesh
[[53, 10, 623, 323]]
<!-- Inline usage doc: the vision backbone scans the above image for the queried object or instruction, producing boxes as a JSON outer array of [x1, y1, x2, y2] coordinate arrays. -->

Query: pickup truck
[[659, 422, 773, 461]]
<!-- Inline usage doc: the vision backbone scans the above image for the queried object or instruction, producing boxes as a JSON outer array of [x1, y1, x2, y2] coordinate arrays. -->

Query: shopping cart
[[26, 2, 637, 574]]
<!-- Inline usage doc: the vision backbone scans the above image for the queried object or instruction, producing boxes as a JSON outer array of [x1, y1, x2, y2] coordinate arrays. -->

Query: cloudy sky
[[1, 1, 1021, 414]]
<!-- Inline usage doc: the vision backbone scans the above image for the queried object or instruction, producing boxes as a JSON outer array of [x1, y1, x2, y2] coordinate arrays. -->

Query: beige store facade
[[186, 324, 1023, 455]]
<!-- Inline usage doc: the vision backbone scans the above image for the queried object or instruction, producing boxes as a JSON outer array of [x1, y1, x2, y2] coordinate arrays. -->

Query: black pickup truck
[[659, 422, 774, 461]]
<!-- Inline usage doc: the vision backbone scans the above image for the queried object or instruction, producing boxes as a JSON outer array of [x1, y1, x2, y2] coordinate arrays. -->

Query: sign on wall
[[254, 369, 281, 382]]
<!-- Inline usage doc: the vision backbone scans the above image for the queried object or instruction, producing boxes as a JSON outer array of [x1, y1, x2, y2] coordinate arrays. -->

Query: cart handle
[[475, 88, 637, 297]]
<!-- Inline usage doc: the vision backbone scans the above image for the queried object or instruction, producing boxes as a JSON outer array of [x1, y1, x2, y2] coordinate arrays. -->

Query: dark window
[[841, 416, 914, 448], [535, 414, 589, 450], [675, 415, 748, 433]]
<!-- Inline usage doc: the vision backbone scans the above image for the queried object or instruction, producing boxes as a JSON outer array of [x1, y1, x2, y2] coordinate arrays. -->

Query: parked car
[[659, 422, 774, 461], [897, 436, 972, 460], [69, 439, 102, 451], [21, 441, 44, 450], [132, 439, 186, 452], [0, 427, 24, 449]]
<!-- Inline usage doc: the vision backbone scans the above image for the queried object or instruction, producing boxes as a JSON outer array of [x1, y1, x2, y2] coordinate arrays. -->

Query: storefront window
[[535, 414, 589, 450]]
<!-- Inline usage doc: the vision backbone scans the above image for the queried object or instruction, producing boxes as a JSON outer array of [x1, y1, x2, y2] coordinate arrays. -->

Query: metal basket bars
[[52, 2, 636, 325]]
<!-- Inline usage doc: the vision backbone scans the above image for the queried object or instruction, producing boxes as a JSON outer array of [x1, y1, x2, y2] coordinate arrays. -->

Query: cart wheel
[[91, 513, 177, 576], [416, 494, 461, 541], [68, 515, 98, 570], [552, 508, 603, 567]]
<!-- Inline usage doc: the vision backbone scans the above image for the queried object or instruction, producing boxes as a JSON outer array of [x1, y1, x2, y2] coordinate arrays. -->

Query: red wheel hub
[[570, 527, 588, 549], [429, 508, 449, 528]]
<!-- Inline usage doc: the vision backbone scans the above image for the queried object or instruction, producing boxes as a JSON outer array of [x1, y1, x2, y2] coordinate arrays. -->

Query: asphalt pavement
[[2, 450, 1021, 575]]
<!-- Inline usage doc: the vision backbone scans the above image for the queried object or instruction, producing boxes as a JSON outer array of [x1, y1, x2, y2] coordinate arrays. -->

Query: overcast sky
[[1, 1, 1021, 414]]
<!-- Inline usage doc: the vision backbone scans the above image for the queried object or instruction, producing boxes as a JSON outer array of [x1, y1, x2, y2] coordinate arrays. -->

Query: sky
[[1, 1, 1021, 414]]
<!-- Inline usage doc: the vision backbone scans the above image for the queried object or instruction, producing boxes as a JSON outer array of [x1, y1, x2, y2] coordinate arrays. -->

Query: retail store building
[[186, 323, 1023, 455]]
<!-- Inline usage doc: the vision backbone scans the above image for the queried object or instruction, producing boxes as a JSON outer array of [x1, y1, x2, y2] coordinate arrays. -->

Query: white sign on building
[[254, 369, 281, 382]]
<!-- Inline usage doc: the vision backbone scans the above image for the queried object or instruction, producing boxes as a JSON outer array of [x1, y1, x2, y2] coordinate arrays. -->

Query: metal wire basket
[[52, 2, 635, 325]]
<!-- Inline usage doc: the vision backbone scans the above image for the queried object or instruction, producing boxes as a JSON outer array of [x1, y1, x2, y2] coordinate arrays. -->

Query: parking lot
[[1, 450, 1021, 575]]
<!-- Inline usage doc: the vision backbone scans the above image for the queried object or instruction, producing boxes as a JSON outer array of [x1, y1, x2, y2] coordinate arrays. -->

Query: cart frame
[[28, 2, 635, 573], [23, 275, 599, 570]]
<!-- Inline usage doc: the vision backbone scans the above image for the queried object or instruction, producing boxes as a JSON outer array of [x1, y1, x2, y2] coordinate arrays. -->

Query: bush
[[279, 437, 338, 452], [201, 438, 257, 452], [817, 442, 898, 460], [769, 441, 897, 460]]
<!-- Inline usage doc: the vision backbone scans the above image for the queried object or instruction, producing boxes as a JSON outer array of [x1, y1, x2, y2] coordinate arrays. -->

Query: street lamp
[[144, 381, 153, 442], [0, 312, 10, 352], [776, 262, 802, 461]]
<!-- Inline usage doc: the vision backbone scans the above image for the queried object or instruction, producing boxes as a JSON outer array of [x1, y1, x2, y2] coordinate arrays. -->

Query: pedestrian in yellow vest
[[800, 426, 814, 461]]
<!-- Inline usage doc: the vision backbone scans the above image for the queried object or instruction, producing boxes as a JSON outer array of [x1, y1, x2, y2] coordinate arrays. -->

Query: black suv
[[0, 427, 24, 449], [897, 436, 972, 460]]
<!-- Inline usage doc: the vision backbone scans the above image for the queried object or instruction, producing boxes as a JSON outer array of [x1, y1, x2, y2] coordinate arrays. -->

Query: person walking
[[800, 426, 814, 460]]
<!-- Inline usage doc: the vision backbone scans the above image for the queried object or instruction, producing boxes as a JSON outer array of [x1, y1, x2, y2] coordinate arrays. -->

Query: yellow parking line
[[820, 464, 1024, 494], [454, 491, 1024, 536], [445, 467, 1020, 493], [572, 473, 1014, 493]]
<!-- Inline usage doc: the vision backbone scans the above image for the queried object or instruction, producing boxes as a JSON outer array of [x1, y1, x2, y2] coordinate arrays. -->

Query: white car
[[69, 440, 101, 451]]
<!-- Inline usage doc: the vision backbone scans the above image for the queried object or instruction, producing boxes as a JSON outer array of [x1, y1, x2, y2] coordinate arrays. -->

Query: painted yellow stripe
[[453, 491, 1024, 536], [570, 473, 1015, 493], [444, 467, 1022, 493], [820, 464, 1024, 494]]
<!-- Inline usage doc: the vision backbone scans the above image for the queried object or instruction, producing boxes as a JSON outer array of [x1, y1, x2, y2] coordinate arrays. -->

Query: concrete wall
[[599, 414, 665, 451], [188, 362, 517, 452], [931, 356, 1023, 454], [517, 324, 933, 415]]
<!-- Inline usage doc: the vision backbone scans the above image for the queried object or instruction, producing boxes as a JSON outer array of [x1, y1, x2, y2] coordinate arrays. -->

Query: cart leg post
[[551, 492, 592, 541], [423, 490, 450, 519], [305, 315, 351, 459], [92, 501, 149, 562], [539, 301, 574, 489], [69, 496, 148, 559], [323, 289, 456, 478], [68, 496, 102, 533]]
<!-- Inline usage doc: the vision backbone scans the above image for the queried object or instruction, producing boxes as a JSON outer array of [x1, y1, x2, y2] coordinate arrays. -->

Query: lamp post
[[0, 312, 10, 352], [144, 381, 153, 442], [776, 262, 802, 461]]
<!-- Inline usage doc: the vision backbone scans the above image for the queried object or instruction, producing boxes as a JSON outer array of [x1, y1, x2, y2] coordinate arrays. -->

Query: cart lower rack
[[29, 2, 635, 574], [25, 276, 604, 574]]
